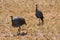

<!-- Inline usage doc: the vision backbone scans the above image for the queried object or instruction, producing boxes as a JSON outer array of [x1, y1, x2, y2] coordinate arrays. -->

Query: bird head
[[23, 19, 27, 25], [24, 22, 27, 25], [10, 16, 13, 18], [10, 16, 13, 21], [36, 4, 38, 7]]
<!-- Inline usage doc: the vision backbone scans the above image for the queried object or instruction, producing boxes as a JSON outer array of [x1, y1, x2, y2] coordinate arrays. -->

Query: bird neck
[[11, 17, 13, 21], [36, 6, 38, 12], [11, 17, 14, 25]]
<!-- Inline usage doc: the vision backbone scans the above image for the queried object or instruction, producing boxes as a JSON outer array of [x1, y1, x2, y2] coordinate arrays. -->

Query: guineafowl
[[10, 16, 27, 35], [35, 4, 44, 25]]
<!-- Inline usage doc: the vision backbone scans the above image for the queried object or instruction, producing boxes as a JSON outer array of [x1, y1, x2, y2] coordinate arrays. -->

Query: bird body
[[36, 10, 43, 18], [13, 17, 26, 26]]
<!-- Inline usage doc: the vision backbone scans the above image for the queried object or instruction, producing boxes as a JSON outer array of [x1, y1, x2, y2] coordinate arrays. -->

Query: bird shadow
[[37, 23, 44, 26], [20, 32, 27, 36], [13, 32, 27, 36]]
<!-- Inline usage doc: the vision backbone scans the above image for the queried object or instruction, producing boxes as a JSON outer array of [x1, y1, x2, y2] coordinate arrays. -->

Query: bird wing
[[36, 10, 43, 18], [13, 18, 24, 26]]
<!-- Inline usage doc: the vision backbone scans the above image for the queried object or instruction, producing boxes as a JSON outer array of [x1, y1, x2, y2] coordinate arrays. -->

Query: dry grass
[[0, 0, 60, 40]]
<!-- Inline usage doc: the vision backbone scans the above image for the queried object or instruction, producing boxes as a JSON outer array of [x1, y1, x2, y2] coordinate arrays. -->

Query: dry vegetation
[[0, 0, 60, 40]]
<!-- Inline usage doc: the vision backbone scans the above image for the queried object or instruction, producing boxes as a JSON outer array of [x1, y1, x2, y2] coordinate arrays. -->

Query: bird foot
[[13, 33, 20, 36], [20, 32, 27, 36], [37, 23, 44, 26], [17, 33, 20, 35], [16, 32, 27, 36], [37, 24, 40, 26]]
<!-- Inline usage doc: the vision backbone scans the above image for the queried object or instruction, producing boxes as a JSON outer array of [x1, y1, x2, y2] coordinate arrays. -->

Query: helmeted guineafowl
[[10, 16, 27, 35], [35, 4, 44, 25]]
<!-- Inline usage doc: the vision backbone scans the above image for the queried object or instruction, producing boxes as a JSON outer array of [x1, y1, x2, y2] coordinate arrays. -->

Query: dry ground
[[0, 0, 60, 40]]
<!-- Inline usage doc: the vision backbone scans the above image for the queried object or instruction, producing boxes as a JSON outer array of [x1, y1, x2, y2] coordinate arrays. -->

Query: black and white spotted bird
[[10, 16, 27, 35], [35, 4, 44, 25]]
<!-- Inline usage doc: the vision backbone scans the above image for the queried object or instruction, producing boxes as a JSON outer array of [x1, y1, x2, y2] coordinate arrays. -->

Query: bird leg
[[39, 19, 40, 25], [17, 26, 21, 35], [41, 18, 44, 25], [37, 19, 40, 26]]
